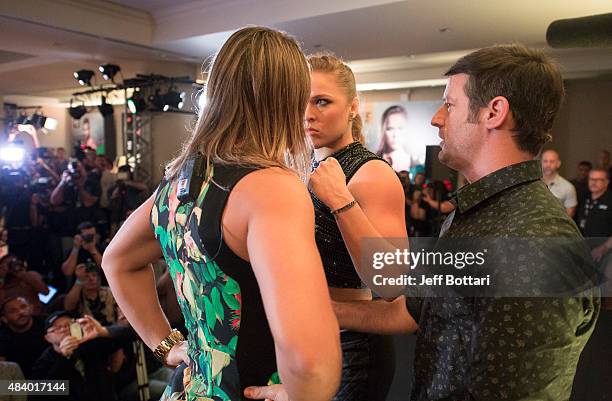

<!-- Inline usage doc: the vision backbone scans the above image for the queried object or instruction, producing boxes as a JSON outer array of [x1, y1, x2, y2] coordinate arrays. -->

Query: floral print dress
[[152, 163, 278, 401]]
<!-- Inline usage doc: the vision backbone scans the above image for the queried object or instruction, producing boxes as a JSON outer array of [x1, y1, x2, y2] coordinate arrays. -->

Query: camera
[[67, 159, 81, 181], [82, 233, 95, 243]]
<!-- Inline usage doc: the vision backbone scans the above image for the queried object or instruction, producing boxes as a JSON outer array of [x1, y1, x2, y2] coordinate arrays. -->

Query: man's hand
[[58, 336, 80, 358], [308, 157, 352, 211], [244, 384, 289, 401], [165, 340, 189, 367], [73, 235, 83, 249], [77, 314, 109, 342]]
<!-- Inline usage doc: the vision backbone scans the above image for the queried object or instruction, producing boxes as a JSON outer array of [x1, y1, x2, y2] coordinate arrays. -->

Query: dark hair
[[445, 44, 564, 155], [578, 161, 593, 169], [0, 296, 27, 316], [77, 221, 95, 231]]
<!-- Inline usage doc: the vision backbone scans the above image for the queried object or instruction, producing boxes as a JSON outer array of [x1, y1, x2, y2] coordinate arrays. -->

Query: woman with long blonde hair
[[102, 27, 341, 401]]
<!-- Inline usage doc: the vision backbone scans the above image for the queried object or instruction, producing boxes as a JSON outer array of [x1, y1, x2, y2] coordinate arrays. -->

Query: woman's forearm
[[105, 264, 172, 351]]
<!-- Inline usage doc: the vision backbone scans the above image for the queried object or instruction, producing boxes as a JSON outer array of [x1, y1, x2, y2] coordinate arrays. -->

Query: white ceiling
[[1, 0, 611, 104]]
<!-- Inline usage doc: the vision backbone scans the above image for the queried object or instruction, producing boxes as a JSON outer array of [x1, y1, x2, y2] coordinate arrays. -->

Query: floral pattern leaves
[[152, 178, 243, 401]]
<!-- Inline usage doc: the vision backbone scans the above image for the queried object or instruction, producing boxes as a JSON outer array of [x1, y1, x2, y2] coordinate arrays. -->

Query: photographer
[[0, 255, 49, 316], [108, 165, 147, 229], [63, 262, 119, 326], [31, 311, 133, 401], [50, 158, 102, 242], [61, 221, 104, 278]]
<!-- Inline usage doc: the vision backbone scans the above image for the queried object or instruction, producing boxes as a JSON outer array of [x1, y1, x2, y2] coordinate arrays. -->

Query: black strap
[[199, 164, 259, 261]]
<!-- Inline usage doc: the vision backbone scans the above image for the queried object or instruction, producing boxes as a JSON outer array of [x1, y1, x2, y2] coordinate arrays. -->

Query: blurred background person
[[541, 149, 578, 217], [0, 255, 49, 316], [571, 160, 593, 219], [0, 296, 48, 378]]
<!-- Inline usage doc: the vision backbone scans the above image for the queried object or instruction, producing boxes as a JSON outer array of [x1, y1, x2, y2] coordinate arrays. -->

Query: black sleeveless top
[[152, 163, 278, 401], [310, 142, 385, 288]]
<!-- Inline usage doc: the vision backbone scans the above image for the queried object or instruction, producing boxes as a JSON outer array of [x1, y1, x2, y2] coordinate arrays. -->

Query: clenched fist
[[308, 157, 353, 211]]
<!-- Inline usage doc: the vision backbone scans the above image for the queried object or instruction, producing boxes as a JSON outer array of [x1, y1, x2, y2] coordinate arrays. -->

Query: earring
[[349, 113, 355, 121]]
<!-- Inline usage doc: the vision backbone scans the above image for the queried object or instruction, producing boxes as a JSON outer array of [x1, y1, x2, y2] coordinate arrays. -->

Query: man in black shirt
[[576, 168, 612, 302], [61, 221, 104, 279], [0, 297, 48, 378]]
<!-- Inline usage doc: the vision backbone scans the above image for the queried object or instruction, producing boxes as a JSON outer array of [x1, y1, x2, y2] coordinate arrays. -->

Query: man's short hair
[[590, 168, 610, 179], [0, 296, 27, 316], [445, 44, 564, 156], [578, 161, 593, 169], [77, 221, 95, 231]]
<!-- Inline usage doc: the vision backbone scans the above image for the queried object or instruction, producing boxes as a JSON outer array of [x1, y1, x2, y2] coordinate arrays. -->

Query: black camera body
[[82, 233, 95, 243], [67, 160, 81, 181]]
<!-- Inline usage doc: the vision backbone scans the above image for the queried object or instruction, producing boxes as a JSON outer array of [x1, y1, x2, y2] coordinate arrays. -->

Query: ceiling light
[[149, 90, 165, 111], [98, 64, 121, 81], [69, 99, 87, 120], [73, 69, 95, 86], [98, 96, 114, 116], [163, 90, 186, 111], [127, 90, 147, 114]]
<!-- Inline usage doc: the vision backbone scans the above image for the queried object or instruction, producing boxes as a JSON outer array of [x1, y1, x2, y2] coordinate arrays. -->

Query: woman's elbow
[[278, 333, 341, 383]]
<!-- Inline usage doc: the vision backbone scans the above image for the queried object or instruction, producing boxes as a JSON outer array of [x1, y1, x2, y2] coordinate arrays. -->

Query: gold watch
[[153, 329, 185, 364]]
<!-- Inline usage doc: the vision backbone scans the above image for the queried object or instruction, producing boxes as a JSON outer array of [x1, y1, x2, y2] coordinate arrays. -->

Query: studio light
[[98, 96, 114, 116], [149, 90, 165, 111], [69, 99, 87, 120], [127, 91, 147, 114], [99, 64, 121, 81], [162, 90, 186, 111], [0, 144, 26, 163], [73, 69, 95, 86]]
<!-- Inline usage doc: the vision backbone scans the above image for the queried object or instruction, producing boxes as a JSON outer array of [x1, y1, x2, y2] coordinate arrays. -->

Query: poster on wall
[[361, 101, 442, 173], [70, 112, 105, 154]]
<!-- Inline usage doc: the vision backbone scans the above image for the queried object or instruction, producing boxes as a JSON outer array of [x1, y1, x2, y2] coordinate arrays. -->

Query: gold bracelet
[[153, 329, 184, 364], [331, 200, 357, 215]]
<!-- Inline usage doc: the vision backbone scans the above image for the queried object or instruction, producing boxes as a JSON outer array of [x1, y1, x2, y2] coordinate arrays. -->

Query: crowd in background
[[0, 125, 184, 401]]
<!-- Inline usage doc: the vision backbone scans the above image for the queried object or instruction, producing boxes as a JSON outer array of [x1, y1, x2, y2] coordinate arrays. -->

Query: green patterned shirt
[[411, 160, 600, 401]]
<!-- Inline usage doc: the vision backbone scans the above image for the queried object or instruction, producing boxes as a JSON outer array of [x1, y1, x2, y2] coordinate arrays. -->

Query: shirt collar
[[454, 160, 542, 214]]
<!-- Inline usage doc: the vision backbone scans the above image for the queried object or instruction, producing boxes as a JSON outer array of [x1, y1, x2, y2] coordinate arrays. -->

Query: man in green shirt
[[332, 44, 600, 401]]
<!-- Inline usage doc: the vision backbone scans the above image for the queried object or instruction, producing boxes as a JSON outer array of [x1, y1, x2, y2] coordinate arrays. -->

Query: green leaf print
[[169, 259, 184, 274], [206, 261, 217, 281], [224, 278, 239, 295], [211, 287, 224, 322], [228, 336, 238, 353], [203, 297, 216, 330], [212, 385, 230, 400], [222, 290, 240, 310]]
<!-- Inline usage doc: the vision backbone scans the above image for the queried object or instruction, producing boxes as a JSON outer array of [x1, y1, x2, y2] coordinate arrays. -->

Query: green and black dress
[[153, 163, 278, 401]]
